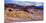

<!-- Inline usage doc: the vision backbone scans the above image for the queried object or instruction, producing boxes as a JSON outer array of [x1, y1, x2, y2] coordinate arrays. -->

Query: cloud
[[13, 0, 43, 2], [15, 1, 43, 6]]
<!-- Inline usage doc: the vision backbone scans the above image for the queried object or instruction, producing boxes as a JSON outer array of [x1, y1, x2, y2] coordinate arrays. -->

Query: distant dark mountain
[[36, 6, 43, 8]]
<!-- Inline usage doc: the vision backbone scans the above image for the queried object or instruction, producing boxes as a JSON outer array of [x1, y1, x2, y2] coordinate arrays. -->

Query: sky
[[5, 0, 43, 6]]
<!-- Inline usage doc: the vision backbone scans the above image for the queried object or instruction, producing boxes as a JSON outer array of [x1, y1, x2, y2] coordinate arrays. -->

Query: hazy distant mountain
[[5, 3, 43, 9]]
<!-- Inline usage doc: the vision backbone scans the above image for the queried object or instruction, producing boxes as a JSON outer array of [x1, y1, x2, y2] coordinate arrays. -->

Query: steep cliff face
[[5, 8, 32, 22], [5, 7, 43, 21]]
